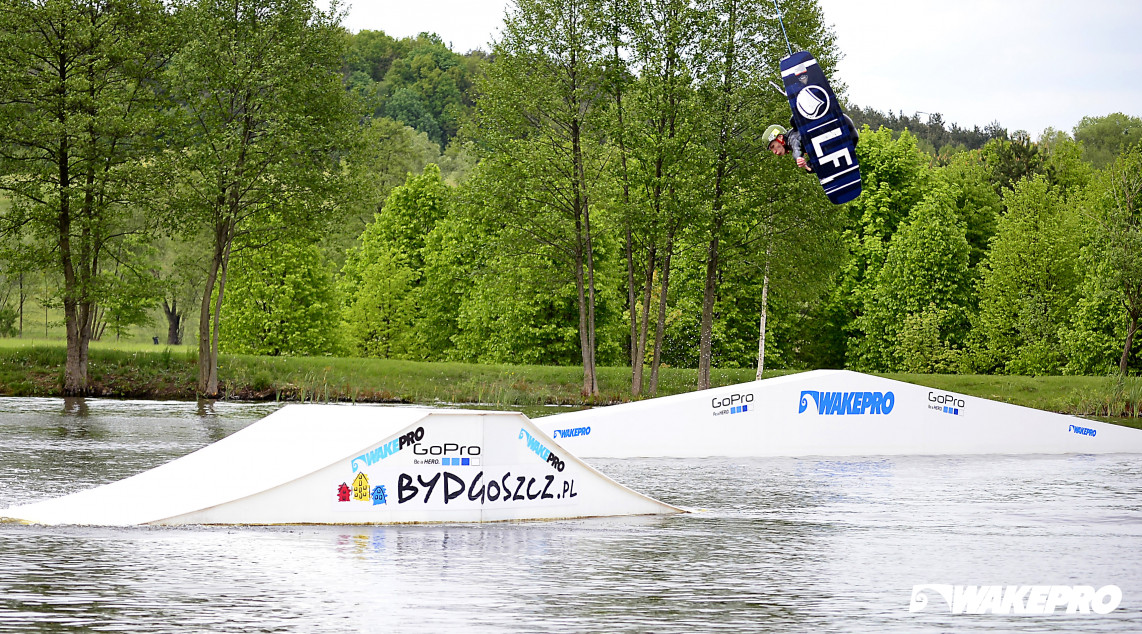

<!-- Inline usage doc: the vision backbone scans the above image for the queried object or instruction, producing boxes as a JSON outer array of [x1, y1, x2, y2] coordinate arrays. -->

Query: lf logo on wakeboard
[[779, 50, 862, 204]]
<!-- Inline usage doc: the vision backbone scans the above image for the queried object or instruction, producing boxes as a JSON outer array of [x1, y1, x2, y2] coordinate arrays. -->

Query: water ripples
[[0, 398, 1139, 632]]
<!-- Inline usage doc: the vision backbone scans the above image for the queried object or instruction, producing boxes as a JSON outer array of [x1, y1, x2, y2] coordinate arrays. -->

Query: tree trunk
[[697, 228, 720, 389], [574, 247, 596, 398], [208, 239, 231, 397], [90, 304, 105, 342], [569, 68, 598, 397], [565, 37, 598, 397], [626, 227, 637, 388], [756, 243, 772, 380], [1121, 314, 1139, 375], [68, 58, 105, 392], [62, 301, 88, 394], [198, 258, 219, 396], [574, 242, 595, 395], [649, 230, 674, 395], [198, 214, 228, 397], [164, 299, 182, 345], [632, 246, 656, 396], [58, 130, 87, 394], [611, 34, 640, 396], [65, 293, 95, 395], [698, 0, 738, 390], [18, 274, 24, 336], [585, 205, 599, 396]]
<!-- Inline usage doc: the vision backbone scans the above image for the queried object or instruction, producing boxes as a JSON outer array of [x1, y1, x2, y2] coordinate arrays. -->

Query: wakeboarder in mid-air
[[766, 1, 862, 205]]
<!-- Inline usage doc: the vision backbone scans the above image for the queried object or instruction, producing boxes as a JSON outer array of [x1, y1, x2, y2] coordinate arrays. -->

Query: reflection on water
[[0, 398, 1140, 632], [60, 397, 88, 418]]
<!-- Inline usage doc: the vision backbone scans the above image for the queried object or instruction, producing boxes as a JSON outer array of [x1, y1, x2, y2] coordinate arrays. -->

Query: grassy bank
[[885, 373, 1142, 420], [0, 339, 773, 405], [0, 339, 1139, 426]]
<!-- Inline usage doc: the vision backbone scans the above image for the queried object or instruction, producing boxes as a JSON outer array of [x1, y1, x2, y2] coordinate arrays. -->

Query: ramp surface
[[2, 405, 681, 526], [535, 370, 1142, 458]]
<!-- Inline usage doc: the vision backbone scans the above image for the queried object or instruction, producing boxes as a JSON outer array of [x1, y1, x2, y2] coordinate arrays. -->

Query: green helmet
[[764, 124, 786, 144]]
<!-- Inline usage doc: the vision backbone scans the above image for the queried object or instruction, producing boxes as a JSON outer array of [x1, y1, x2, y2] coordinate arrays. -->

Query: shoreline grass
[[0, 338, 780, 405], [0, 339, 1138, 428], [884, 372, 1142, 430]]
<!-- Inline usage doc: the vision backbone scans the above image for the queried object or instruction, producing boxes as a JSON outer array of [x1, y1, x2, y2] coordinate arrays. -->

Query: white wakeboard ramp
[[7, 370, 1139, 525], [2, 406, 681, 526], [536, 369, 1142, 458]]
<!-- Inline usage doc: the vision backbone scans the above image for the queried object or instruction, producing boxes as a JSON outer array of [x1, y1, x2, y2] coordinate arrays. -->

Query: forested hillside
[[1, 0, 1139, 399], [342, 30, 486, 148], [846, 106, 1007, 155]]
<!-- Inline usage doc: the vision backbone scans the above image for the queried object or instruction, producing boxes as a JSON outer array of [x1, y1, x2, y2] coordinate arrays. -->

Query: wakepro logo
[[1069, 424, 1098, 437], [799, 390, 894, 415], [519, 428, 566, 472], [351, 426, 424, 472], [910, 584, 1122, 615]]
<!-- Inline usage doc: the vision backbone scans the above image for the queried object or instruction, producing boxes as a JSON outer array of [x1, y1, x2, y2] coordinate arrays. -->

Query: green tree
[[340, 244, 417, 358], [93, 234, 162, 341], [0, 226, 33, 337], [693, 0, 837, 388], [383, 88, 442, 145], [1059, 271, 1125, 375], [814, 126, 929, 367], [1074, 113, 1142, 169], [982, 132, 1044, 195], [604, 0, 704, 394], [221, 238, 340, 356], [345, 30, 484, 147], [1077, 146, 1142, 374], [471, 0, 611, 395], [416, 206, 484, 359], [318, 116, 454, 273], [703, 155, 843, 376], [851, 185, 973, 372], [849, 106, 1006, 154], [339, 165, 450, 359], [845, 126, 931, 287], [936, 150, 1001, 270], [345, 29, 406, 81], [970, 176, 1082, 374], [164, 0, 358, 396], [981, 129, 1091, 200], [380, 34, 466, 143], [367, 164, 449, 271], [450, 251, 584, 365], [0, 201, 50, 338], [0, 0, 169, 392], [1039, 130, 1093, 197], [152, 232, 208, 345]]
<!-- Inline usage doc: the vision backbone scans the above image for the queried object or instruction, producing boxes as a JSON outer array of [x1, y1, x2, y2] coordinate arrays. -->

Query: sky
[[338, 0, 1142, 139]]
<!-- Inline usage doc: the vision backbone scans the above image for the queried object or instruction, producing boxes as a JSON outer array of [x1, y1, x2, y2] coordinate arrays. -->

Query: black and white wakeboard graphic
[[779, 51, 862, 205]]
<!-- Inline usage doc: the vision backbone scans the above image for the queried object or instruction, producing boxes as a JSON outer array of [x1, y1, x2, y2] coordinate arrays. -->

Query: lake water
[[1, 399, 1140, 632]]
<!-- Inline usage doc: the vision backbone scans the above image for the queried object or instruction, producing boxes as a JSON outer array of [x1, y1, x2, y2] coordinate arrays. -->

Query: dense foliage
[[343, 30, 484, 148], [1, 0, 1140, 399], [848, 105, 1008, 156]]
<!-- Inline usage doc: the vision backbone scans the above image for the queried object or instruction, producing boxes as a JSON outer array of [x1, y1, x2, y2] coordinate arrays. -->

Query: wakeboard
[[779, 51, 862, 204]]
